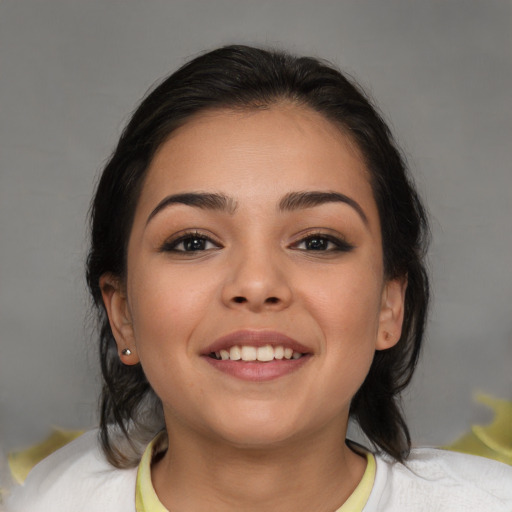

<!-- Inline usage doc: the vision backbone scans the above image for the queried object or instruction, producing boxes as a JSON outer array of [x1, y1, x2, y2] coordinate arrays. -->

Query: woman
[[7, 45, 512, 511]]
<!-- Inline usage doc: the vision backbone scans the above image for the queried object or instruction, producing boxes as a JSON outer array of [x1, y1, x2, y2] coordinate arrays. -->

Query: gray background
[[1, 0, 511, 456]]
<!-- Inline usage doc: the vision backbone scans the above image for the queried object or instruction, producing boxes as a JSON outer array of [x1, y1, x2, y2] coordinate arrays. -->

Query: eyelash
[[159, 231, 221, 253], [160, 231, 354, 254], [291, 233, 355, 253]]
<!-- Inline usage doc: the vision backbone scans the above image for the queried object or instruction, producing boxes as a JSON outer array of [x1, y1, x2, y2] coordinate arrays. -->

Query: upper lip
[[203, 330, 311, 355]]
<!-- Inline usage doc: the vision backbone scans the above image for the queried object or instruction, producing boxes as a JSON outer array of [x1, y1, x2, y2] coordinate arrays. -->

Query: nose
[[221, 248, 292, 312]]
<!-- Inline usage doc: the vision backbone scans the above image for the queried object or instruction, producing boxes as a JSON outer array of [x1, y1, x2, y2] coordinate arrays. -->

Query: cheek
[[303, 262, 384, 340], [300, 261, 383, 392], [303, 270, 382, 412], [125, 264, 217, 410], [127, 261, 218, 354]]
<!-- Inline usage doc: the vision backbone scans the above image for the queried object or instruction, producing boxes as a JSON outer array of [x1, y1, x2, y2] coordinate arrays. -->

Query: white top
[[5, 429, 512, 511]]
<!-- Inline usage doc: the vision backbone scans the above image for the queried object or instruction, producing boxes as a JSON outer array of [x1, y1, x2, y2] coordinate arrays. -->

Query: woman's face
[[102, 105, 406, 447]]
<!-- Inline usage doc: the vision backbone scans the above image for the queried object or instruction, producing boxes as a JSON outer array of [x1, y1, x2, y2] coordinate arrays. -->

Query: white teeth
[[257, 345, 274, 362], [229, 346, 241, 360], [241, 346, 257, 361], [213, 345, 304, 361]]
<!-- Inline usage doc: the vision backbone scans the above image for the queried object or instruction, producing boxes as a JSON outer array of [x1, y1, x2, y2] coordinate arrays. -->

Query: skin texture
[[101, 105, 406, 511]]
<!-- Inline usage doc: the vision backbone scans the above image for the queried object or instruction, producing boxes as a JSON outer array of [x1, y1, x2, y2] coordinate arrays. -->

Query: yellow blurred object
[[8, 427, 84, 484], [444, 393, 512, 465]]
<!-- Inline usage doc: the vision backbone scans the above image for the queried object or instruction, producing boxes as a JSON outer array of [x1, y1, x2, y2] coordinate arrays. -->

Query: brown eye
[[304, 236, 330, 251], [161, 233, 220, 253], [181, 236, 209, 251], [293, 234, 354, 253]]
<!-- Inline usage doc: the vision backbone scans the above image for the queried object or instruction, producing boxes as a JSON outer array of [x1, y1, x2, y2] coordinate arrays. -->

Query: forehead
[[137, 105, 377, 223]]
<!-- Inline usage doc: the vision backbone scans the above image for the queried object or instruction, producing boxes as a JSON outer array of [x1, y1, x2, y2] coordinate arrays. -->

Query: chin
[[209, 407, 306, 448]]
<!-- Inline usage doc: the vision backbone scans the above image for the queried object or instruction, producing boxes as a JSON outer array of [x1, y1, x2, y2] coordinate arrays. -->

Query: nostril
[[230, 296, 282, 306]]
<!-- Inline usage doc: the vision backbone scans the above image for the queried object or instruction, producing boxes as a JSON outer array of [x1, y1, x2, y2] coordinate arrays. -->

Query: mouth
[[202, 330, 312, 381], [208, 345, 304, 362]]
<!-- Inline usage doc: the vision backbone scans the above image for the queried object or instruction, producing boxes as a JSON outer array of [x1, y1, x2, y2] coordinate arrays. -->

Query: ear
[[376, 276, 407, 351], [99, 273, 140, 365]]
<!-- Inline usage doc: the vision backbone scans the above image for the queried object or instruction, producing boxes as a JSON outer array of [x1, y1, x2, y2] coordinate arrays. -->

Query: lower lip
[[203, 355, 311, 381]]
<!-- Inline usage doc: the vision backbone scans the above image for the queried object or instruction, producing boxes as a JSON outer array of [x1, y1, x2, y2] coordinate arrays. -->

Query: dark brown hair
[[86, 45, 430, 467]]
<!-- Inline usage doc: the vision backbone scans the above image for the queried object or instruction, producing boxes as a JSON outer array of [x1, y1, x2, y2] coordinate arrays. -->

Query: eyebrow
[[279, 191, 368, 225], [146, 192, 237, 224], [146, 190, 368, 226]]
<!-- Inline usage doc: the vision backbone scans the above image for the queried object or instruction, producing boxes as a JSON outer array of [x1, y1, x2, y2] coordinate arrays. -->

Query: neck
[[151, 419, 367, 512]]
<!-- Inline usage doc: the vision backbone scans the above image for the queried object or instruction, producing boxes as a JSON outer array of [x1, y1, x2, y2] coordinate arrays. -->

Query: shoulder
[[5, 430, 138, 512], [365, 448, 512, 512]]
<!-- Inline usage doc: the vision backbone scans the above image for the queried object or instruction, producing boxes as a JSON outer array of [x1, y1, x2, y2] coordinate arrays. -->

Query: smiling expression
[[101, 104, 406, 446]]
